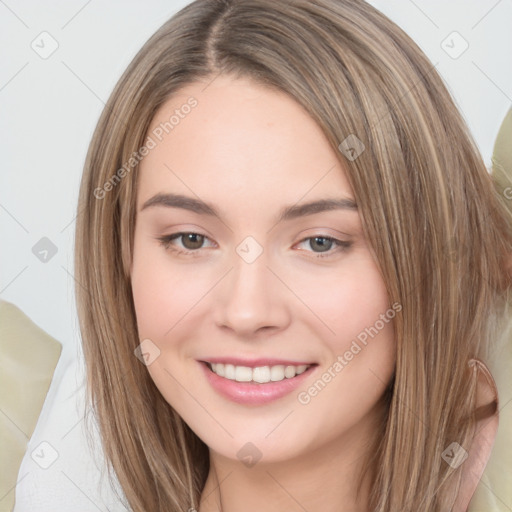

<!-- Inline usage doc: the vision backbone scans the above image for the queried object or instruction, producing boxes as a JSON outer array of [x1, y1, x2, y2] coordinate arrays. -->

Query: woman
[[74, 0, 512, 510]]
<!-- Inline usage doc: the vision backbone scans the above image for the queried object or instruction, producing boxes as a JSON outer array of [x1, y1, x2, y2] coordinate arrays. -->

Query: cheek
[[130, 244, 207, 407], [130, 238, 210, 339], [131, 246, 168, 338], [288, 253, 392, 348], [290, 260, 396, 444]]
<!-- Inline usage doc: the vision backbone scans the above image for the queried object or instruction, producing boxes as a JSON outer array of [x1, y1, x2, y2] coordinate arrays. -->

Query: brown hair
[[74, 0, 512, 510]]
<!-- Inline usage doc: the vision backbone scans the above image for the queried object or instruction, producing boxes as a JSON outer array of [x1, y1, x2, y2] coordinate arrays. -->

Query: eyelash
[[157, 232, 352, 259]]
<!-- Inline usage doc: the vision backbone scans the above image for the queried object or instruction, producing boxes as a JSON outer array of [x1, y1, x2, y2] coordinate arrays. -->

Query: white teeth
[[214, 363, 225, 377], [270, 365, 285, 381], [209, 363, 311, 383], [296, 365, 308, 374], [253, 366, 271, 383], [235, 366, 253, 382], [284, 365, 296, 378], [224, 364, 235, 380]]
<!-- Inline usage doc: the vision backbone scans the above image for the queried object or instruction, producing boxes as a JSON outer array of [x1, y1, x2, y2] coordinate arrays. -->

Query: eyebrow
[[140, 193, 357, 222]]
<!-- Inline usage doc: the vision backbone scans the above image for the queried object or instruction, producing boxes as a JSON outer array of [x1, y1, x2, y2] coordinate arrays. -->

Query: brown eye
[[157, 231, 216, 254], [180, 233, 205, 250]]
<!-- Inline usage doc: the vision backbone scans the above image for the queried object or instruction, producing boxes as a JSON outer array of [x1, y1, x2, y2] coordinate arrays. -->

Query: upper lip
[[200, 357, 317, 368]]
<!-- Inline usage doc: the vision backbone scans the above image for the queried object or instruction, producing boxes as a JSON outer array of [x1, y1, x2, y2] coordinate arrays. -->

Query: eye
[[157, 232, 351, 259], [157, 232, 215, 254], [295, 235, 352, 258]]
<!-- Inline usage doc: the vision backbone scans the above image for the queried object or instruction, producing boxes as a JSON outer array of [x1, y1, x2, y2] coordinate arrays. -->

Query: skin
[[131, 75, 397, 512]]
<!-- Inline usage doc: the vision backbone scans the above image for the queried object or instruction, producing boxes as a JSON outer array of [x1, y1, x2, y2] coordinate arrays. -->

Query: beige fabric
[[468, 321, 512, 511], [0, 300, 61, 512], [468, 107, 512, 511], [492, 107, 512, 189], [460, 359, 499, 511]]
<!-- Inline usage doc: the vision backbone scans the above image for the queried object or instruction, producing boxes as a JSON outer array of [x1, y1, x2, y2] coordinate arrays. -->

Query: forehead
[[137, 75, 354, 213]]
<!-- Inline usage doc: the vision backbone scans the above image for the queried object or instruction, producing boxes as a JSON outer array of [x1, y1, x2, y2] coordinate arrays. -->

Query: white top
[[13, 343, 129, 511]]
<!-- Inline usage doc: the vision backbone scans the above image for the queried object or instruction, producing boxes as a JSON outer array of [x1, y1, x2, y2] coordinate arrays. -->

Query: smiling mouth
[[204, 361, 316, 384]]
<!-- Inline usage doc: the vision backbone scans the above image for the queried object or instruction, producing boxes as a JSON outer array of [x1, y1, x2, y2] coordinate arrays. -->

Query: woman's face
[[131, 75, 396, 465]]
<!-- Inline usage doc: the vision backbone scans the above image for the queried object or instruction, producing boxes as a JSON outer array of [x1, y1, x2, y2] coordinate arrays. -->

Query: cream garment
[[0, 300, 61, 512]]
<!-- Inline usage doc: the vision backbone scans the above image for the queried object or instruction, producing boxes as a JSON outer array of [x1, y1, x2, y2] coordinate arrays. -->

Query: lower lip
[[199, 361, 317, 406]]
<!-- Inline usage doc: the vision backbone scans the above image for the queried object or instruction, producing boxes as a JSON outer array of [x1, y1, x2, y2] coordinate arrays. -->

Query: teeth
[[253, 366, 270, 383], [270, 365, 286, 381], [209, 363, 310, 383], [224, 364, 235, 380], [235, 366, 252, 382]]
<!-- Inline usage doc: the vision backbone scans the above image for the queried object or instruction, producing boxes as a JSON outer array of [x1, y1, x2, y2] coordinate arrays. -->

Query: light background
[[1, 0, 511, 353]]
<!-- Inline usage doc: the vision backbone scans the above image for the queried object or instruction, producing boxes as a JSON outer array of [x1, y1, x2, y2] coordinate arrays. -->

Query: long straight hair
[[74, 1, 512, 510]]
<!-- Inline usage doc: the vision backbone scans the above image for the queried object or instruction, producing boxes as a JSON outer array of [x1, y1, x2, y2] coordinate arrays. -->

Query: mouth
[[198, 359, 318, 405], [203, 361, 315, 383]]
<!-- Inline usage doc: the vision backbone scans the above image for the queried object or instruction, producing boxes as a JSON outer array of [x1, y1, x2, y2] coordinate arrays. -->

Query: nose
[[213, 249, 292, 338]]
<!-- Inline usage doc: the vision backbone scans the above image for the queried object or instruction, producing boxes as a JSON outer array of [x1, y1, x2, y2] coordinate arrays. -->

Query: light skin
[[130, 75, 396, 512]]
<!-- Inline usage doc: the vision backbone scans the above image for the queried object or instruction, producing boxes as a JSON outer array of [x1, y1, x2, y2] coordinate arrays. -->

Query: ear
[[453, 359, 499, 512]]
